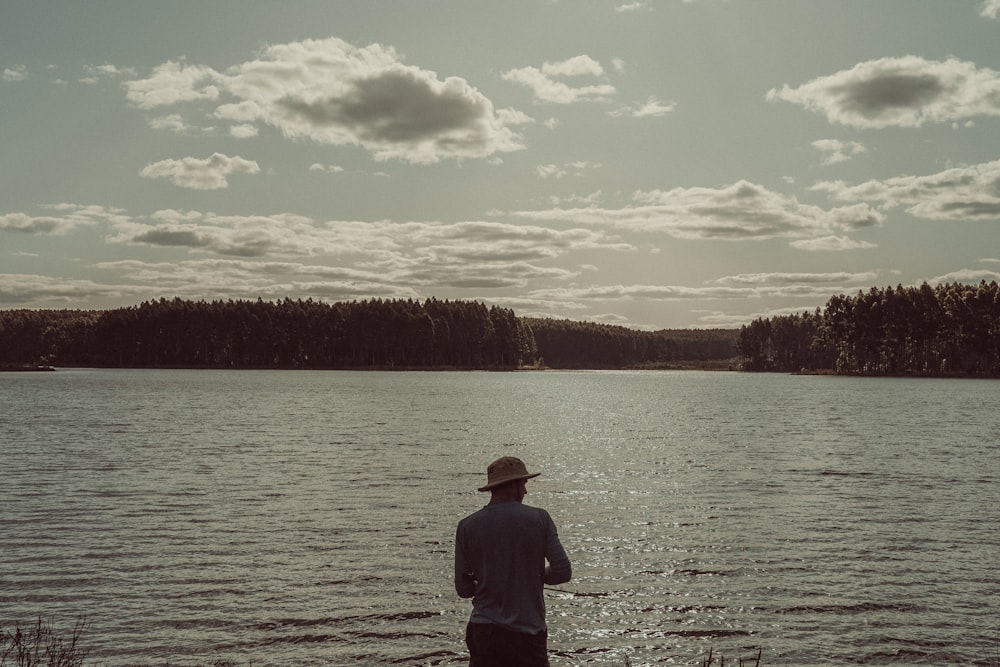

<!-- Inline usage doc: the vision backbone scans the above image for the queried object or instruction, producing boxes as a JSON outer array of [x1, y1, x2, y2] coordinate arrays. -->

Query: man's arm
[[543, 517, 572, 585], [454, 524, 476, 598]]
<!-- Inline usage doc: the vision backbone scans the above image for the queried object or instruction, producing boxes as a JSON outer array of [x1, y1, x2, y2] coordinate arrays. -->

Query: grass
[[0, 620, 245, 667], [616, 647, 761, 667], [1, 618, 87, 667], [697, 647, 762, 667]]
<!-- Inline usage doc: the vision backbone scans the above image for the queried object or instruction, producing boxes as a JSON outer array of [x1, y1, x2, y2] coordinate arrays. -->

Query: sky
[[2, 1, 1000, 329]]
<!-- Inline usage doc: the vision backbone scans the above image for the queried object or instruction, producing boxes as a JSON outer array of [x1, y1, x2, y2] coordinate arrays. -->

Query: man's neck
[[488, 490, 522, 505]]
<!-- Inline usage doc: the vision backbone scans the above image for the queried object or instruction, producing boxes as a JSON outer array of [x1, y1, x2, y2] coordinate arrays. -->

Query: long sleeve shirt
[[454, 500, 571, 635]]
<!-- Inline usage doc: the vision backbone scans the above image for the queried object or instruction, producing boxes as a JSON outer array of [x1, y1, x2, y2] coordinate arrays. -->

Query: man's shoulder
[[461, 502, 553, 526], [457, 505, 488, 526]]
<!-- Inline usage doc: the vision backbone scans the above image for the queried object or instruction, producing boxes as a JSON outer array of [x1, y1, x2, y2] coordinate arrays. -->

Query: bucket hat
[[478, 456, 541, 492]]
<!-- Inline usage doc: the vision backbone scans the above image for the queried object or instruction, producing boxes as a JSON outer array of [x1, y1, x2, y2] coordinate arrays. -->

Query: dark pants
[[466, 622, 550, 667]]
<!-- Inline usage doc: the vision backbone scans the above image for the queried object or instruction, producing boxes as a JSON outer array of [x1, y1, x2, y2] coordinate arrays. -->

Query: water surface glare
[[1, 369, 997, 665]]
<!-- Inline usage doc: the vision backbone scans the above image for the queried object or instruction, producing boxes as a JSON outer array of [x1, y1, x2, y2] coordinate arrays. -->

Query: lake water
[[1, 369, 997, 666]]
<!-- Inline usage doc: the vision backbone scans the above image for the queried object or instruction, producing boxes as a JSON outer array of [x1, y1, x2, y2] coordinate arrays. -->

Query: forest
[[737, 281, 1000, 377], [0, 297, 738, 370]]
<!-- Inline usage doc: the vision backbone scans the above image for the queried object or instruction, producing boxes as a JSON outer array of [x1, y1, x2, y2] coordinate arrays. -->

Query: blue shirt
[[454, 501, 572, 634]]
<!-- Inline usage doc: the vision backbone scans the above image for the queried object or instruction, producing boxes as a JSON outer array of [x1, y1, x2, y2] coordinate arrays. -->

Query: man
[[454, 456, 572, 666]]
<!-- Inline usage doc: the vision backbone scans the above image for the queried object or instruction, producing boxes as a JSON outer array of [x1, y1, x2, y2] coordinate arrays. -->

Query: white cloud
[[0, 204, 127, 235], [124, 38, 525, 164], [309, 163, 345, 173], [536, 161, 601, 179], [139, 153, 260, 190], [81, 63, 136, 83], [92, 64, 131, 76], [543, 55, 605, 78], [148, 114, 197, 133], [609, 96, 676, 118], [547, 190, 604, 207], [768, 56, 1000, 128], [790, 235, 877, 251], [229, 123, 259, 138], [508, 180, 884, 243], [982, 0, 1000, 19], [106, 210, 632, 277], [93, 258, 414, 302], [0, 273, 151, 305], [615, 2, 650, 12], [86, 215, 639, 298], [929, 268, 1000, 284], [503, 55, 616, 104], [0, 212, 68, 234], [2, 65, 27, 82], [812, 159, 1000, 220], [713, 271, 879, 286], [523, 280, 847, 304], [110, 212, 329, 258], [124, 60, 222, 108], [811, 139, 867, 165]]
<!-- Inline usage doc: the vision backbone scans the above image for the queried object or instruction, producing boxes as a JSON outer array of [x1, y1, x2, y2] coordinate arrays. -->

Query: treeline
[[0, 297, 738, 370], [525, 317, 737, 369], [738, 281, 1000, 376]]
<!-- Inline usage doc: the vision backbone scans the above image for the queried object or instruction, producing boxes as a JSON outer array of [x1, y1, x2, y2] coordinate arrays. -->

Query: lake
[[1, 369, 997, 666]]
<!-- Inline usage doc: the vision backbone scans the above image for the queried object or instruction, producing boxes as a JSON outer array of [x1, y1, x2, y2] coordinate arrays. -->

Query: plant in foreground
[[0, 618, 88, 667], [618, 647, 762, 667], [698, 646, 762, 667]]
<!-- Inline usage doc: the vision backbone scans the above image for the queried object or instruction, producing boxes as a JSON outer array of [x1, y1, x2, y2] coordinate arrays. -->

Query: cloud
[[812, 159, 1000, 220], [547, 190, 605, 207], [229, 123, 259, 138], [81, 63, 136, 83], [95, 258, 413, 302], [543, 55, 605, 78], [94, 217, 632, 298], [767, 56, 1000, 128], [0, 213, 71, 235], [503, 55, 616, 104], [107, 209, 631, 274], [929, 268, 1000, 284], [0, 204, 127, 235], [125, 60, 222, 108], [126, 38, 525, 164], [811, 139, 867, 165], [140, 153, 260, 189], [507, 180, 884, 243], [0, 273, 151, 305], [712, 271, 879, 286], [609, 96, 676, 118], [109, 210, 329, 257], [87, 64, 134, 77], [309, 163, 345, 173], [982, 0, 1000, 19], [536, 161, 601, 179], [615, 2, 651, 12], [790, 235, 877, 251], [2, 65, 28, 82], [148, 114, 201, 134], [523, 279, 849, 304]]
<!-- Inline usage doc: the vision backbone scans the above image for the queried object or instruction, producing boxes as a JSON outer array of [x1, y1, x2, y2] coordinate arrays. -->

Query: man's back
[[455, 500, 571, 634]]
